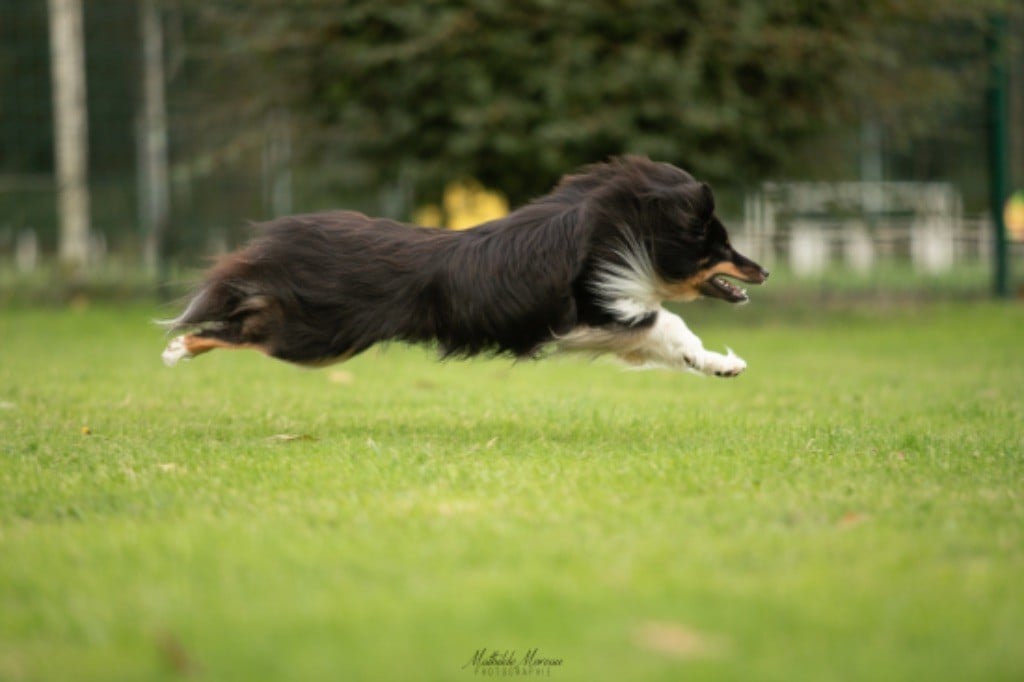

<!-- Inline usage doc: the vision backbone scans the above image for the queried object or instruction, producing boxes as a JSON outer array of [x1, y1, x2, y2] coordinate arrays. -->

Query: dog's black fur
[[165, 156, 766, 366]]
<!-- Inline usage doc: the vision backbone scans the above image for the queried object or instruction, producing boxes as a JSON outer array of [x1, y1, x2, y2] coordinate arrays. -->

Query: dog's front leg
[[621, 309, 746, 377]]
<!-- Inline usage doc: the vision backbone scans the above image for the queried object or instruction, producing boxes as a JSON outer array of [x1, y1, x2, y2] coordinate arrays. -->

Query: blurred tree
[[274, 0, 1010, 204], [300, 0, 877, 202], [144, 0, 1022, 212]]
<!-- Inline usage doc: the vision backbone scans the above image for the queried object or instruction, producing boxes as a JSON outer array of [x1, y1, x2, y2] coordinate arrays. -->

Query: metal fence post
[[988, 13, 1011, 299]]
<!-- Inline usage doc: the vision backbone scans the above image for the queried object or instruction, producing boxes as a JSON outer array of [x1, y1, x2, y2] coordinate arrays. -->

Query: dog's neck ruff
[[591, 240, 662, 324]]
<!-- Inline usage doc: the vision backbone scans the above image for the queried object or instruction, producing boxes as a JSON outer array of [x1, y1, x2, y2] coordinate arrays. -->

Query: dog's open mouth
[[699, 275, 753, 303], [697, 260, 769, 304]]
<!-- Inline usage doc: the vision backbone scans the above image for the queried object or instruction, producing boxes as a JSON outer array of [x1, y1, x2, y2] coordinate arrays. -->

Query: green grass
[[1, 301, 1022, 681]]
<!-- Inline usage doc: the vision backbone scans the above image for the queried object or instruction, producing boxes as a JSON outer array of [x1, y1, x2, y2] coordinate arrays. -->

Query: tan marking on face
[[662, 277, 704, 302], [712, 261, 755, 282], [659, 265, 723, 301], [659, 261, 760, 301]]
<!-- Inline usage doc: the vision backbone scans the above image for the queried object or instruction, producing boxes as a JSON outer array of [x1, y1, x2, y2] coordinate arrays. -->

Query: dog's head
[[613, 157, 769, 304], [688, 216, 769, 304]]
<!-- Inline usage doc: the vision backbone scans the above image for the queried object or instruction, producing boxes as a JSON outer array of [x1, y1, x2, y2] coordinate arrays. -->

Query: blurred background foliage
[[188, 0, 1017, 205], [0, 0, 1020, 292]]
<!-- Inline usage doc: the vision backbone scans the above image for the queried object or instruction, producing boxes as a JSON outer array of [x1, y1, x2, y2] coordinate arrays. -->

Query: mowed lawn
[[0, 300, 1021, 681]]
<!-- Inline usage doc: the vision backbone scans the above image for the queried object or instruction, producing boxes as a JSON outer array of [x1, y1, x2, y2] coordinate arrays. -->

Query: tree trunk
[[47, 0, 91, 272]]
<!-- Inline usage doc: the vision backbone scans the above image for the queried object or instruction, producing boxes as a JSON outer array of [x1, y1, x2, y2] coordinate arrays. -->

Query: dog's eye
[[704, 218, 729, 241]]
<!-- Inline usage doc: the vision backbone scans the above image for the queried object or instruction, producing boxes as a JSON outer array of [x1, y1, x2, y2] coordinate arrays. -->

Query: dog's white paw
[[162, 336, 193, 367], [702, 347, 746, 378]]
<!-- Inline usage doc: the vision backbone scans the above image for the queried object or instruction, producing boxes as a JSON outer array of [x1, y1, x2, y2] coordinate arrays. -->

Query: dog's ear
[[663, 180, 715, 232]]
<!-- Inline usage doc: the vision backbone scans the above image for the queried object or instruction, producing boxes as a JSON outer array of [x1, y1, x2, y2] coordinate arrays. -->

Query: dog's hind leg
[[162, 289, 283, 366], [162, 333, 268, 366], [161, 335, 193, 366]]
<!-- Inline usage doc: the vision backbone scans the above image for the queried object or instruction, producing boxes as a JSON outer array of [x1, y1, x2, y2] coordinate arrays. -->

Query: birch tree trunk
[[47, 0, 91, 272]]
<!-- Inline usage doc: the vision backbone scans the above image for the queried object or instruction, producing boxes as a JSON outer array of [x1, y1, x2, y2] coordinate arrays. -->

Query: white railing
[[737, 182, 992, 276]]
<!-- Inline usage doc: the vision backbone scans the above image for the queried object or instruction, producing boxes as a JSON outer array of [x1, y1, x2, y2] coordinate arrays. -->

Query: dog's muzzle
[[699, 258, 768, 304]]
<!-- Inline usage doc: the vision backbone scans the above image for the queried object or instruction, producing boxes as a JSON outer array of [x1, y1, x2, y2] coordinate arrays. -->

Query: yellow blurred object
[[81, 426, 91, 435], [413, 204, 443, 228], [1005, 191, 1024, 241], [415, 179, 509, 230], [445, 179, 509, 230]]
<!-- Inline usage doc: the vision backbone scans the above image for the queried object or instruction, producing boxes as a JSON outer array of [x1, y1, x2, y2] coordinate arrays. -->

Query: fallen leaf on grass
[[633, 621, 728, 660], [155, 630, 202, 676], [837, 511, 870, 529], [266, 433, 317, 443]]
